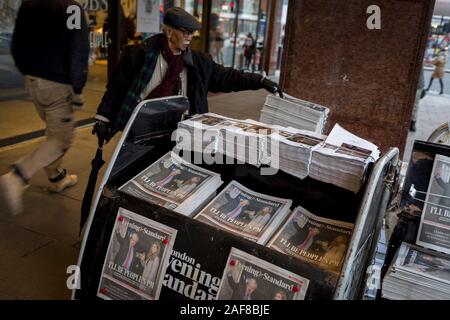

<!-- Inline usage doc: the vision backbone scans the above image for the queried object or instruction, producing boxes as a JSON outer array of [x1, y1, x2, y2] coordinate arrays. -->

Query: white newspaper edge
[[325, 123, 380, 161]]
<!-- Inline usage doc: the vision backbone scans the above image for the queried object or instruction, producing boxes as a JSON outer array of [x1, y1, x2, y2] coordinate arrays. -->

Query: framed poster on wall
[[136, 0, 160, 33]]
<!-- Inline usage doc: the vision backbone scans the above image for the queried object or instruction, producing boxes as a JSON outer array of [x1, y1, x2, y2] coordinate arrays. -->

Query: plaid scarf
[[115, 35, 163, 131]]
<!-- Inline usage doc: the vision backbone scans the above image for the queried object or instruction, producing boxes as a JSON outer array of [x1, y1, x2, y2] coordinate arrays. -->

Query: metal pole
[[253, 0, 262, 73], [231, 0, 240, 68]]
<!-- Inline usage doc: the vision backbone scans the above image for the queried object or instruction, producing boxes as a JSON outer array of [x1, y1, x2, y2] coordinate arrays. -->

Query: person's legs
[[15, 76, 75, 180], [439, 78, 444, 94], [426, 76, 434, 91], [0, 76, 77, 214]]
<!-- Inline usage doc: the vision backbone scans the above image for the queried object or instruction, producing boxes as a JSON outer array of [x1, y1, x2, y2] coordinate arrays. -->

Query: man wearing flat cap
[[93, 7, 283, 142]]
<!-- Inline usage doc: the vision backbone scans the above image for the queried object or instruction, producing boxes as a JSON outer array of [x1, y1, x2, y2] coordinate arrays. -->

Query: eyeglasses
[[174, 27, 196, 37]]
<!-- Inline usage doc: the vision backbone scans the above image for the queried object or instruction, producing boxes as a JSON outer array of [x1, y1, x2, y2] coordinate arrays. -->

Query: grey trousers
[[15, 76, 75, 181]]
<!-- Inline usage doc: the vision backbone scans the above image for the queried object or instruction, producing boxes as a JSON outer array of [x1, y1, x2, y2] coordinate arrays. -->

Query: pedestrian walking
[[0, 0, 89, 215]]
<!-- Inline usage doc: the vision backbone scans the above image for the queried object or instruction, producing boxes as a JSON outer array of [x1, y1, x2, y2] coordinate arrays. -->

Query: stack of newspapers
[[176, 114, 268, 164], [260, 94, 330, 134], [177, 113, 228, 155], [194, 180, 292, 244], [176, 114, 380, 193], [269, 128, 326, 179], [382, 242, 450, 300], [309, 124, 380, 192], [268, 205, 354, 276], [220, 119, 268, 164], [119, 151, 223, 216]]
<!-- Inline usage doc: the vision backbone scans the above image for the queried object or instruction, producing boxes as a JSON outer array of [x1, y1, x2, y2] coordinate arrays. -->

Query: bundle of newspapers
[[260, 94, 330, 134], [268, 205, 354, 277], [177, 113, 266, 164], [194, 180, 292, 244], [119, 151, 223, 217], [382, 242, 450, 300], [176, 114, 380, 192], [309, 124, 380, 192], [268, 127, 326, 180]]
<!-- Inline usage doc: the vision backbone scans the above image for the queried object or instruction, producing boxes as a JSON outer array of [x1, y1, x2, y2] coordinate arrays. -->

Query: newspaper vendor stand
[[73, 97, 399, 300]]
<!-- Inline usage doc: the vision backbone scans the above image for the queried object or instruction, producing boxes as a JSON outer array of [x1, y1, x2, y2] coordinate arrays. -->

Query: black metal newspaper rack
[[73, 96, 399, 300]]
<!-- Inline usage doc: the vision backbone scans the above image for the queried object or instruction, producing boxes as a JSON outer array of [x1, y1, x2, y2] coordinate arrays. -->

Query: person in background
[[243, 33, 255, 70], [425, 48, 447, 95], [0, 0, 89, 215]]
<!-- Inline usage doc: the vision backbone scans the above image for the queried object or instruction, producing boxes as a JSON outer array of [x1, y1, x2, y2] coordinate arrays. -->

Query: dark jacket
[[216, 192, 243, 215], [11, 0, 89, 93], [114, 232, 143, 275], [288, 222, 324, 253], [97, 33, 264, 133]]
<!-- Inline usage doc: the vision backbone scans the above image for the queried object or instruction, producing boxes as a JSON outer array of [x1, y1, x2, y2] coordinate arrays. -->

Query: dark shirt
[[11, 0, 89, 93]]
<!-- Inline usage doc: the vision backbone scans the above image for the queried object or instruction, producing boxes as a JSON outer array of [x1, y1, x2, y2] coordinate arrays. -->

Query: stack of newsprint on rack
[[260, 94, 329, 134], [120, 152, 223, 216], [382, 243, 450, 300], [309, 124, 380, 192], [177, 112, 380, 193]]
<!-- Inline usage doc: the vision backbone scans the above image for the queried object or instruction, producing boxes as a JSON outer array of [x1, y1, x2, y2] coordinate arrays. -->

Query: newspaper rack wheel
[[427, 122, 450, 145]]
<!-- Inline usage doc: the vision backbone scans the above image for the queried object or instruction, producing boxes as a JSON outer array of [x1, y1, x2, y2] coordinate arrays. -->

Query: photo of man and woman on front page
[[119, 152, 223, 216], [97, 208, 177, 300], [268, 206, 354, 275], [194, 181, 292, 244]]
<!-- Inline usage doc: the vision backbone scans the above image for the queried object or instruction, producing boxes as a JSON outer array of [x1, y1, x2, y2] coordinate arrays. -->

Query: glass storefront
[[0, 0, 287, 141], [208, 0, 288, 75], [209, 0, 267, 71], [0, 0, 23, 94], [83, 0, 109, 91]]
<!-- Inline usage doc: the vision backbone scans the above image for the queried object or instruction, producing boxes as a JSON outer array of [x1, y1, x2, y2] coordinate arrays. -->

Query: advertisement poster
[[136, 0, 160, 33]]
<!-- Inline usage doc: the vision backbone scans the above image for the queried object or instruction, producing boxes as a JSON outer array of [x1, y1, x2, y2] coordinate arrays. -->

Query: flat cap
[[163, 7, 202, 32]]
